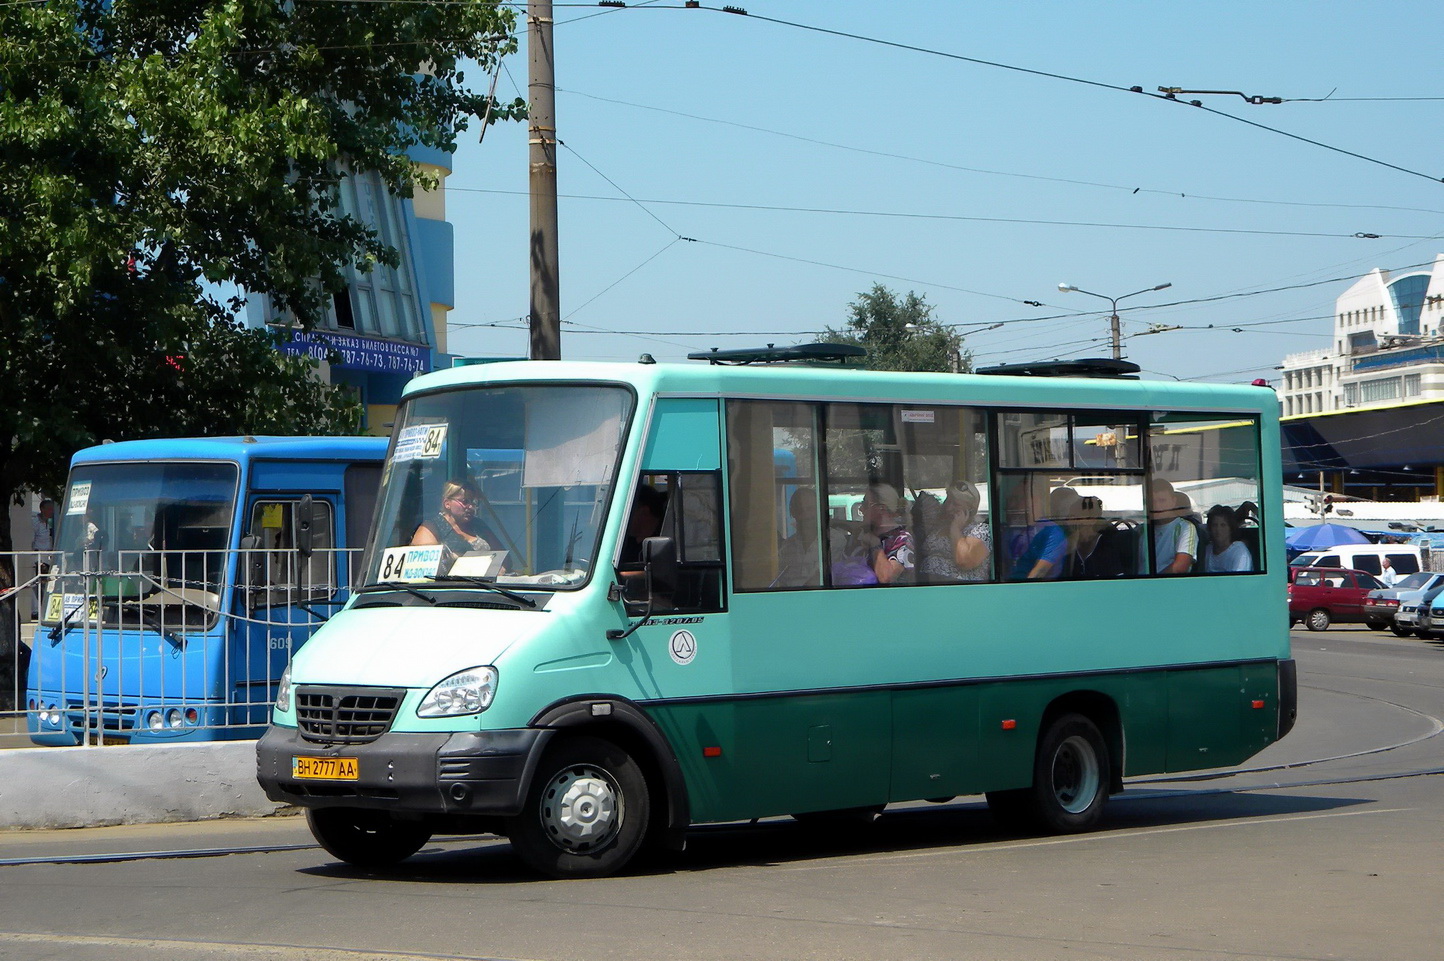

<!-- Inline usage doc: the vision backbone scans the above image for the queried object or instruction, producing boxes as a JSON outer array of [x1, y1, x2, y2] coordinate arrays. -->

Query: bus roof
[[405, 359, 1279, 416], [70, 435, 387, 467]]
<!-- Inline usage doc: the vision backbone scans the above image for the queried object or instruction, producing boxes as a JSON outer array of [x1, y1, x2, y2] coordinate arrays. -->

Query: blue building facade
[[245, 142, 457, 435]]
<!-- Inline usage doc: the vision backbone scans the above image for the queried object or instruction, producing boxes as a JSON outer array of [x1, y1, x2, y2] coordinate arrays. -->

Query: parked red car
[[1287, 567, 1384, 631]]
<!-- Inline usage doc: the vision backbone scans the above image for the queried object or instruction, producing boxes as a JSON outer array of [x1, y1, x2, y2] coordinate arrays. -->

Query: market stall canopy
[[1285, 522, 1372, 551]]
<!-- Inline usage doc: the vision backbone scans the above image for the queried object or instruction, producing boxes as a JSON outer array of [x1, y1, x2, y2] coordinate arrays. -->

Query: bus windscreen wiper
[[357, 581, 437, 604], [432, 576, 539, 609]]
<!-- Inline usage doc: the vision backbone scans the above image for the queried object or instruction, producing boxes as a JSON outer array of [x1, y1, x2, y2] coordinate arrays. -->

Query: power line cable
[[558, 88, 1444, 219], [445, 185, 1413, 240]]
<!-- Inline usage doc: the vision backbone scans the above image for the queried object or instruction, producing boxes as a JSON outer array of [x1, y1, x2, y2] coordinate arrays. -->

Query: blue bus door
[[231, 494, 342, 730]]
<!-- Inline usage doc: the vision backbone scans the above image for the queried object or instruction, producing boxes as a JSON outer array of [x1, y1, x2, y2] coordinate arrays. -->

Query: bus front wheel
[[306, 807, 432, 868], [506, 735, 651, 879], [986, 713, 1110, 834]]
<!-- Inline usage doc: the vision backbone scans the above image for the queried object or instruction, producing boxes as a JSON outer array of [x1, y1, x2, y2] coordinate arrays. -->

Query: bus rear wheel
[[306, 807, 432, 868], [986, 713, 1110, 834], [506, 735, 650, 879]]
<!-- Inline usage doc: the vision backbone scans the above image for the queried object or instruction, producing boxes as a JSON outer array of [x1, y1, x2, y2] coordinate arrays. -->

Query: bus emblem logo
[[669, 630, 697, 666]]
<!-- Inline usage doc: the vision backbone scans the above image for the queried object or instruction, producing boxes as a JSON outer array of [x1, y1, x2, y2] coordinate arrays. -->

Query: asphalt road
[[1, 626, 1441, 961]]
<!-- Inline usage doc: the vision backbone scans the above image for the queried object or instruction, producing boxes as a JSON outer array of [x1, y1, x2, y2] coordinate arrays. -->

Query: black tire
[[306, 807, 431, 868], [1305, 608, 1331, 632], [986, 713, 1110, 834], [1391, 624, 1413, 637], [506, 735, 650, 879], [1365, 619, 1386, 631], [1416, 629, 1432, 639]]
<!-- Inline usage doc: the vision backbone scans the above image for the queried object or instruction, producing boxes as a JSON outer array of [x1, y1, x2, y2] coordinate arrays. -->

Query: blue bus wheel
[[306, 808, 431, 868], [507, 735, 651, 879]]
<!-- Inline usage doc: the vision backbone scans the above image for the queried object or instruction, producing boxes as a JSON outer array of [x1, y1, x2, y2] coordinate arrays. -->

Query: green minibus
[[257, 350, 1295, 877]]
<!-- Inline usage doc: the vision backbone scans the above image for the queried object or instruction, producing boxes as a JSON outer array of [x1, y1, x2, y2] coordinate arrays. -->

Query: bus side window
[[657, 472, 725, 615], [1148, 412, 1265, 576], [246, 500, 336, 601]]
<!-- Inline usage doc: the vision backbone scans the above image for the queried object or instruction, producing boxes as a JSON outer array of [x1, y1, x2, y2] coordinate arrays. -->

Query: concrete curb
[[0, 741, 286, 830]]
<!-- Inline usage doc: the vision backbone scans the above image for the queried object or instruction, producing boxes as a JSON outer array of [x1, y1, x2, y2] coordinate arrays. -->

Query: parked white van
[[1289, 544, 1422, 578]]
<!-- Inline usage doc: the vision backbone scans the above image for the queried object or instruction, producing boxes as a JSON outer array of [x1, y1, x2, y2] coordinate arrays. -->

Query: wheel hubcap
[[1051, 735, 1100, 814], [540, 764, 622, 852]]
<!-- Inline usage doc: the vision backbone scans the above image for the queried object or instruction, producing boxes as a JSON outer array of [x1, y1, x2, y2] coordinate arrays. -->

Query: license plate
[[292, 756, 359, 780]]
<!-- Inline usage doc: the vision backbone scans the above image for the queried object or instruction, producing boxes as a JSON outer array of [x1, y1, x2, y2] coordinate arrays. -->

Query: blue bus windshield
[[54, 462, 239, 597]]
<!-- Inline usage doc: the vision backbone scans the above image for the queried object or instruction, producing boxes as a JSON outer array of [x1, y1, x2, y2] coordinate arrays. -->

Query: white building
[[1280, 254, 1444, 417]]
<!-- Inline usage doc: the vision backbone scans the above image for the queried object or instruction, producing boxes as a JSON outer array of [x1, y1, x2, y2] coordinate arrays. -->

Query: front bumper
[[256, 724, 554, 816]]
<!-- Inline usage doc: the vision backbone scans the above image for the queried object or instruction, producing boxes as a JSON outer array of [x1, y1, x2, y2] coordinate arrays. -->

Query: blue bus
[[27, 436, 385, 744]]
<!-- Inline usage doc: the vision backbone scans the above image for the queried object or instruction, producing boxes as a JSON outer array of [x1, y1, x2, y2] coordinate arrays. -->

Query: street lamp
[[1057, 282, 1172, 361]]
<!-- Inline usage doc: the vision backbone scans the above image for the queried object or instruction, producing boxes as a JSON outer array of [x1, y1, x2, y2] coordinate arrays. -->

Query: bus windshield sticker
[[378, 546, 443, 581], [449, 551, 508, 578], [66, 481, 91, 515], [900, 409, 936, 424], [394, 424, 448, 463], [45, 592, 99, 623]]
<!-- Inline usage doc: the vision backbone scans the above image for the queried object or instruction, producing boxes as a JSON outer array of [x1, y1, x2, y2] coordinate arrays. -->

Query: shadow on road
[[297, 788, 1369, 883]]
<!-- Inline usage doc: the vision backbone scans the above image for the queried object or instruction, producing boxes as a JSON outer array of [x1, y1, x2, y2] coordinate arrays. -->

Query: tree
[[824, 285, 972, 373], [0, 0, 524, 524]]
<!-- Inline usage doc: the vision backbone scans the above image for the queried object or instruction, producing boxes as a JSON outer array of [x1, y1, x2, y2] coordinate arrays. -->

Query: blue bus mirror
[[239, 534, 266, 593], [296, 495, 315, 559]]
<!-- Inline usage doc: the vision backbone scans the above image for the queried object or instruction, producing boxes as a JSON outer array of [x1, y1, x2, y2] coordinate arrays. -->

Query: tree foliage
[[0, 0, 523, 513], [824, 285, 972, 373]]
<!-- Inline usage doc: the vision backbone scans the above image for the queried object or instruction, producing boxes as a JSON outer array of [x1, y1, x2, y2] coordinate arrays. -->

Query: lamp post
[[1057, 282, 1172, 361]]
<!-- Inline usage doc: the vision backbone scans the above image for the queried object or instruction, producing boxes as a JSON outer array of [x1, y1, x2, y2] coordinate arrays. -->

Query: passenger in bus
[[1010, 486, 1076, 580], [776, 488, 843, 587], [1149, 479, 1199, 574], [1201, 504, 1253, 573], [1068, 494, 1130, 578], [832, 483, 914, 585], [619, 483, 667, 567], [412, 479, 494, 558], [915, 481, 991, 582], [862, 483, 915, 584]]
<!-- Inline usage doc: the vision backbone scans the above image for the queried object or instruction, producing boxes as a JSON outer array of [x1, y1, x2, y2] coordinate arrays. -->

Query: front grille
[[295, 686, 405, 744], [65, 700, 138, 735]]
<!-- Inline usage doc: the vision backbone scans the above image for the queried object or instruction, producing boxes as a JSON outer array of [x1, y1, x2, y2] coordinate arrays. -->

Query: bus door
[[616, 400, 737, 816], [233, 495, 339, 727]]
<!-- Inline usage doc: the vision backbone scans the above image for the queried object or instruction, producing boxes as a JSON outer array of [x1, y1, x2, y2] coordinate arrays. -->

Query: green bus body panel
[[635, 662, 1278, 824], [641, 397, 721, 471]]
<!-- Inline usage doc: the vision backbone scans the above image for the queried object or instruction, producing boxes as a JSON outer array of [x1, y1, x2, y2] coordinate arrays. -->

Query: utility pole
[[1058, 282, 1172, 360], [528, 0, 561, 360]]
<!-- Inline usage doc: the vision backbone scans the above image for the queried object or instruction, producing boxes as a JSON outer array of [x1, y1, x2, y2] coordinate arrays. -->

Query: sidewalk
[[0, 739, 287, 831], [0, 812, 309, 863]]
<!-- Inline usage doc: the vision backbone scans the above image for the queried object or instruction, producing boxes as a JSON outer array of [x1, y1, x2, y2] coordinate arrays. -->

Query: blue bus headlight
[[417, 667, 497, 718], [275, 667, 292, 713]]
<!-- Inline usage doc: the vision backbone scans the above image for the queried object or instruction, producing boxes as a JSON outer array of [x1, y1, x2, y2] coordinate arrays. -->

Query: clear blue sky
[[441, 1, 1444, 382]]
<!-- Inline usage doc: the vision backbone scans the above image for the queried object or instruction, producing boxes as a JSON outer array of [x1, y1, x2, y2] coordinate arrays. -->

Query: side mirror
[[296, 495, 315, 559], [619, 536, 678, 614], [641, 536, 677, 594], [239, 534, 264, 611]]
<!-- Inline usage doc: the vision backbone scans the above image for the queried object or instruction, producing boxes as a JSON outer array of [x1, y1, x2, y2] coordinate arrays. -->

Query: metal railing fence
[[2, 547, 361, 746]]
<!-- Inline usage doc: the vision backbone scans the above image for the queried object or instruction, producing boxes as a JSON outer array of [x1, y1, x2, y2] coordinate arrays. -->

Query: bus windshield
[[53, 461, 240, 604], [365, 383, 633, 590]]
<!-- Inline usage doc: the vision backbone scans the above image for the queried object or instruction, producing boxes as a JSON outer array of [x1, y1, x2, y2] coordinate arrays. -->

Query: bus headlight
[[275, 666, 292, 713], [417, 667, 497, 718]]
